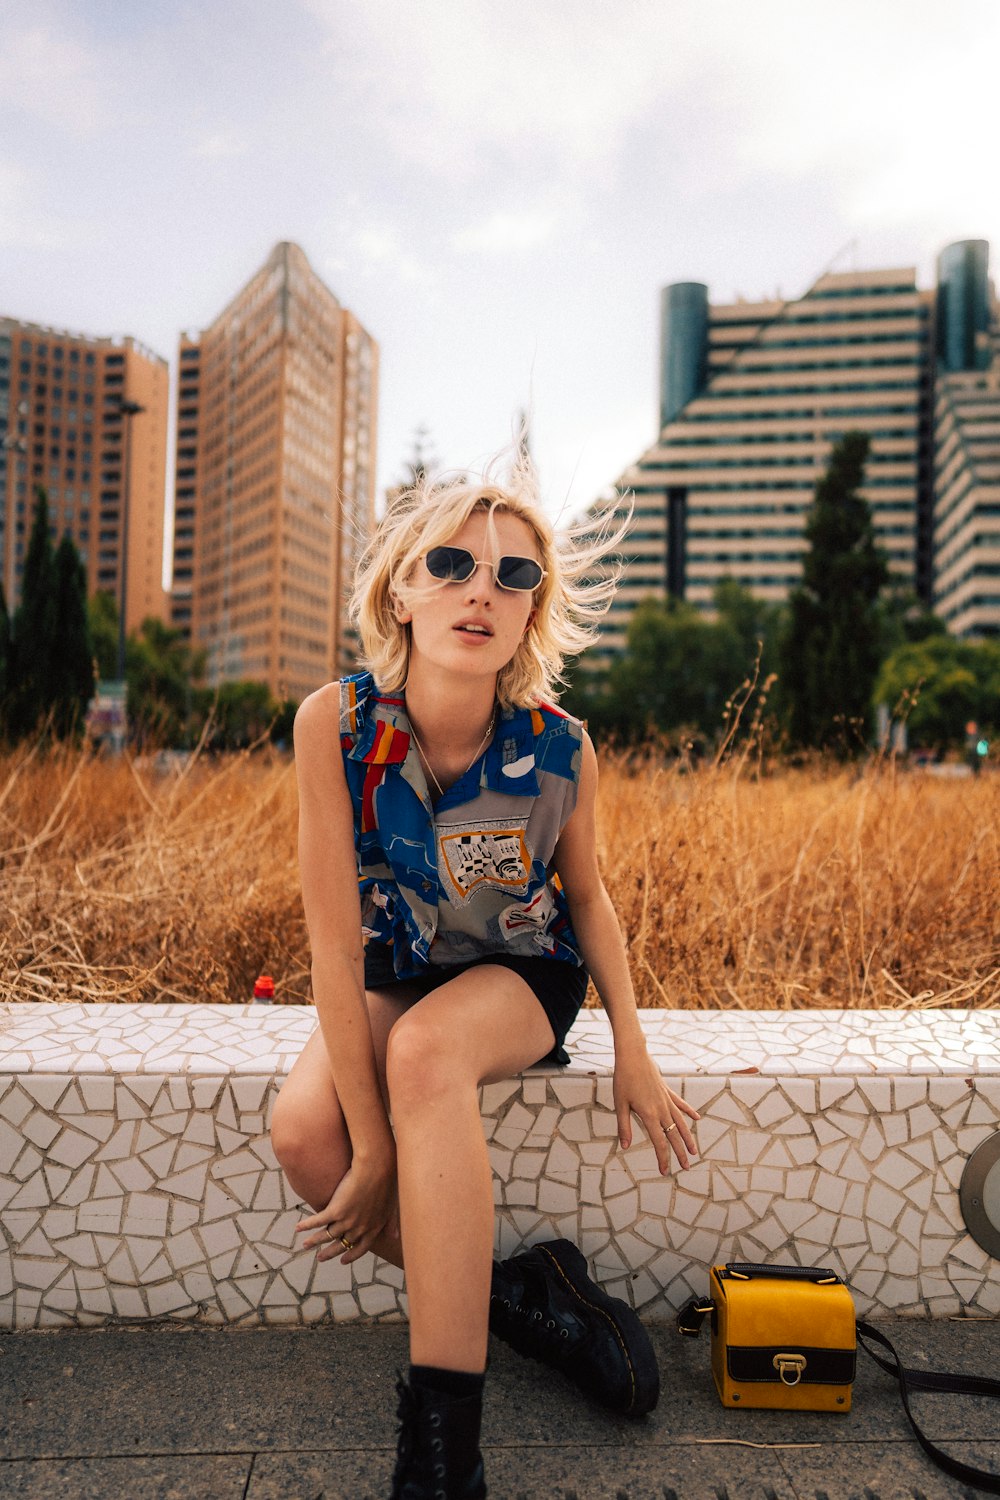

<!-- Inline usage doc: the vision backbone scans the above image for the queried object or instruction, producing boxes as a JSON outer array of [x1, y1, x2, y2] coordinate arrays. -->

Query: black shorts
[[363, 943, 588, 1065]]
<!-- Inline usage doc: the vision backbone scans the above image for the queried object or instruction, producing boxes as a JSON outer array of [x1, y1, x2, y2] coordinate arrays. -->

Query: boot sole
[[535, 1240, 660, 1416]]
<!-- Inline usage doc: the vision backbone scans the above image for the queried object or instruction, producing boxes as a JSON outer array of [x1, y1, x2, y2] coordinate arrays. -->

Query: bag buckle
[[676, 1298, 715, 1337], [773, 1353, 807, 1386]]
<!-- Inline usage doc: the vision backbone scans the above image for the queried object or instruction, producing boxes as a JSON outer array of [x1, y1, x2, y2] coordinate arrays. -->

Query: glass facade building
[[659, 282, 709, 429], [932, 241, 1000, 636], [937, 240, 991, 375], [597, 266, 934, 654]]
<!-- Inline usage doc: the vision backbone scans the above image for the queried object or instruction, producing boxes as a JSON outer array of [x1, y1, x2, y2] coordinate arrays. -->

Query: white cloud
[[302, 0, 999, 261], [0, 158, 86, 250], [697, 1, 1000, 252], [302, 0, 683, 179], [355, 227, 433, 284], [192, 130, 248, 160], [452, 208, 559, 255], [0, 16, 106, 135]]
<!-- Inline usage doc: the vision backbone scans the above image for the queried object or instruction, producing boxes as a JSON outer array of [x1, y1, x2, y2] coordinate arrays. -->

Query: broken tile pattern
[[1, 1004, 997, 1329]]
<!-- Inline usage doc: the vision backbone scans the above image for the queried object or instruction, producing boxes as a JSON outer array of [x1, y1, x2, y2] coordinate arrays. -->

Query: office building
[[598, 265, 936, 654], [170, 241, 378, 702], [932, 241, 1000, 636], [0, 319, 169, 628]]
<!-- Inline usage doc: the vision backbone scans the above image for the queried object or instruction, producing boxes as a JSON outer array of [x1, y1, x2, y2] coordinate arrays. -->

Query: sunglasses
[[424, 546, 545, 593]]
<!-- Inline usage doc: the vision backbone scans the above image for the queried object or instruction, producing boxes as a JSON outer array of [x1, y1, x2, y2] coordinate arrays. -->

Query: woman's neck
[[402, 662, 498, 761]]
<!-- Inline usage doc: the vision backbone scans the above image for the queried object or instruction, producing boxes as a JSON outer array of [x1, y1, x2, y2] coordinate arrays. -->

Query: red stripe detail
[[361, 764, 387, 832], [362, 721, 410, 764]]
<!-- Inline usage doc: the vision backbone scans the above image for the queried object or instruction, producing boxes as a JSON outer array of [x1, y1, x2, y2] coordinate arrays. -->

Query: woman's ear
[[524, 608, 537, 633], [390, 592, 412, 625]]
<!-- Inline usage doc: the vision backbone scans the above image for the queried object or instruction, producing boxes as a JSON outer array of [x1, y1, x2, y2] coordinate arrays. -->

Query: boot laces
[[491, 1262, 573, 1356], [390, 1377, 448, 1498]]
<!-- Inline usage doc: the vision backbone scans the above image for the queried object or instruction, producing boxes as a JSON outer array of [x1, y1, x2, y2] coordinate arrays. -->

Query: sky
[[1, 0, 998, 539]]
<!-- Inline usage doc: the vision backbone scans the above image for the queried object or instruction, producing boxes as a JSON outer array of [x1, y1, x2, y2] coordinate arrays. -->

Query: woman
[[271, 451, 699, 1499]]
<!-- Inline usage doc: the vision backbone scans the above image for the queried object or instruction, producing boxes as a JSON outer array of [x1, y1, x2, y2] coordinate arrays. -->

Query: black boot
[[489, 1238, 659, 1417], [389, 1373, 487, 1499]]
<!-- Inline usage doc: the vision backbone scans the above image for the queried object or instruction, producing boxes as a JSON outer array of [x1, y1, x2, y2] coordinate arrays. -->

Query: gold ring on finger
[[665, 1123, 678, 1134], [340, 1235, 354, 1251], [324, 1226, 338, 1242]]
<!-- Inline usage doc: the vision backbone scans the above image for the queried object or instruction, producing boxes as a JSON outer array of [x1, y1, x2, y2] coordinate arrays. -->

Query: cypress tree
[[9, 487, 58, 739], [780, 432, 889, 751], [0, 581, 10, 738], [51, 533, 95, 737]]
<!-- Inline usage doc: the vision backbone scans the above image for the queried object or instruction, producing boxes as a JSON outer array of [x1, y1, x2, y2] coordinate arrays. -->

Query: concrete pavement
[[1, 1318, 998, 1499]]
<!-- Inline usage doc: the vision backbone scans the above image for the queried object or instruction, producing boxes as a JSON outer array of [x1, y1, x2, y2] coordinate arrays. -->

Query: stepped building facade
[[931, 241, 1000, 637], [170, 242, 378, 701], [599, 239, 998, 653]]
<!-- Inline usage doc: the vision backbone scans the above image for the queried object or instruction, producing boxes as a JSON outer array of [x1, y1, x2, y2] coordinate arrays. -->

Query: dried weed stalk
[[1, 739, 997, 1010]]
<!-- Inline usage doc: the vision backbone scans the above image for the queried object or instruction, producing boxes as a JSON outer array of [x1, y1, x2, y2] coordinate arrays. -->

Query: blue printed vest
[[339, 672, 584, 979]]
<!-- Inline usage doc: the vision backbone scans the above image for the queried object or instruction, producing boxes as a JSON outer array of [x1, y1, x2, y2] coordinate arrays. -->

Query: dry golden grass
[[1, 739, 997, 1009], [598, 753, 999, 1009]]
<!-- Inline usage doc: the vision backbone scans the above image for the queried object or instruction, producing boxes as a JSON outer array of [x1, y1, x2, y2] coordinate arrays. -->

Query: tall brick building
[[0, 320, 169, 629], [170, 242, 378, 701]]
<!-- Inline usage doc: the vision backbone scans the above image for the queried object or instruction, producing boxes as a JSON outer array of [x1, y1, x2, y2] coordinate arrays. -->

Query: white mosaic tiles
[[1, 1004, 998, 1330]]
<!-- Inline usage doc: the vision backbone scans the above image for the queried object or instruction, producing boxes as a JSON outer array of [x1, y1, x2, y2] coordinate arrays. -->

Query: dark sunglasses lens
[[426, 546, 475, 582], [497, 556, 543, 590]]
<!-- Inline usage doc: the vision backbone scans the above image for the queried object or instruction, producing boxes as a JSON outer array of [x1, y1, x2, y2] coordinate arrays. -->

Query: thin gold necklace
[[406, 702, 496, 800]]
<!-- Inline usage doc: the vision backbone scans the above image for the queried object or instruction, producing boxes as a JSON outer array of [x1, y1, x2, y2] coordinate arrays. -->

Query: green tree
[[127, 617, 206, 746], [779, 432, 889, 751], [269, 697, 298, 748], [87, 591, 120, 681], [50, 535, 95, 737], [0, 582, 10, 730], [877, 584, 948, 656], [203, 680, 278, 750], [875, 636, 1000, 751], [564, 582, 785, 743], [8, 488, 58, 738], [712, 578, 784, 684]]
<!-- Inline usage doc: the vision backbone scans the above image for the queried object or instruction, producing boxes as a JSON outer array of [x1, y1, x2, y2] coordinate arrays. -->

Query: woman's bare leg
[[270, 984, 420, 1269], [384, 965, 555, 1373]]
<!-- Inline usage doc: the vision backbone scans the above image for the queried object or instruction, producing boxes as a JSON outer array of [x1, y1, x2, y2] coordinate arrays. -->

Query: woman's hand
[[295, 1156, 399, 1267], [613, 1045, 700, 1174]]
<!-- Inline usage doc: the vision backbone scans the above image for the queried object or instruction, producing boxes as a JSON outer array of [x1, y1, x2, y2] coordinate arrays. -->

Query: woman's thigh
[[386, 963, 558, 1093], [273, 983, 421, 1138]]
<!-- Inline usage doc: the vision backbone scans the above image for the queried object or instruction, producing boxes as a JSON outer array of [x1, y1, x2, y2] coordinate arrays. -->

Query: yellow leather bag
[[677, 1262, 857, 1412]]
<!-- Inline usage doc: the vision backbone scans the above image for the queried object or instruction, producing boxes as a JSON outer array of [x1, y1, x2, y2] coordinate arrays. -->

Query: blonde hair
[[351, 443, 630, 709]]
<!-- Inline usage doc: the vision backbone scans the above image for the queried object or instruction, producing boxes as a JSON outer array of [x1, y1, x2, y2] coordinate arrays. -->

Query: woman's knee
[[270, 1085, 348, 1183], [384, 1012, 473, 1115]]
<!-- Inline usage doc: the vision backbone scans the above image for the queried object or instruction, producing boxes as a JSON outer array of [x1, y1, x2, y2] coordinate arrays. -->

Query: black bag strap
[[676, 1295, 714, 1337], [856, 1320, 1000, 1495], [677, 1287, 1000, 1492]]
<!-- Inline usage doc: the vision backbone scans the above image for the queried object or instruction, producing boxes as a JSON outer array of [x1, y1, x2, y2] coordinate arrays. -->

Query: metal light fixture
[[108, 394, 145, 681], [959, 1131, 1000, 1259]]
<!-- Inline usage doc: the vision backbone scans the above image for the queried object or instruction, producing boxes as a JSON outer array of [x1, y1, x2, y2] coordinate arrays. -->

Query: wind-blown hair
[[351, 444, 631, 709]]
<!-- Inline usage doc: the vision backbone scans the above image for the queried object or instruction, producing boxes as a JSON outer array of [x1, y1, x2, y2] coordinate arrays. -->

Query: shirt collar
[[348, 690, 541, 802]]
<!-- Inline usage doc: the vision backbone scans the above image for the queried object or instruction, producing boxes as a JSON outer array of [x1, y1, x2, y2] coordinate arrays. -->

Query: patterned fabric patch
[[439, 824, 531, 902]]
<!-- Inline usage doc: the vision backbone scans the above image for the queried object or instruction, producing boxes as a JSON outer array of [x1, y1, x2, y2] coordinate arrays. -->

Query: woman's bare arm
[[554, 731, 699, 1171], [294, 684, 395, 1168]]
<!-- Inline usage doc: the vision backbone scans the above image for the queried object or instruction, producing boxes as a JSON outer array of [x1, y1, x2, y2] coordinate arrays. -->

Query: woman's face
[[399, 508, 541, 686]]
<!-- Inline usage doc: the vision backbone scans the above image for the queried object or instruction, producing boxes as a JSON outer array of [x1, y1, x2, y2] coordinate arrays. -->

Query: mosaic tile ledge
[[2, 1003, 999, 1077], [1, 1004, 998, 1329]]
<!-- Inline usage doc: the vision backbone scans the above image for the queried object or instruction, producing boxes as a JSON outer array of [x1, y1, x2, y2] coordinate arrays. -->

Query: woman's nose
[[462, 561, 497, 601]]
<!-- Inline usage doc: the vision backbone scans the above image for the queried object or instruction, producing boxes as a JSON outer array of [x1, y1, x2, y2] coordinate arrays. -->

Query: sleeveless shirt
[[339, 671, 585, 980]]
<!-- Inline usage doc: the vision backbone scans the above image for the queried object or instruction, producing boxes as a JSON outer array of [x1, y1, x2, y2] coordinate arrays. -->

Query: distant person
[[271, 444, 699, 1499]]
